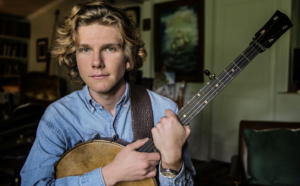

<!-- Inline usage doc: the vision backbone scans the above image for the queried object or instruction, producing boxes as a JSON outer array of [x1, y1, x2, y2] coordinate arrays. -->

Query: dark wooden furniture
[[0, 72, 61, 185], [172, 81, 185, 109], [0, 103, 45, 186], [230, 120, 300, 186], [18, 72, 60, 108]]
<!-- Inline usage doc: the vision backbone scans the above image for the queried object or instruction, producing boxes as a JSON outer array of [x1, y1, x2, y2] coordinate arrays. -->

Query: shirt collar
[[81, 82, 130, 111]]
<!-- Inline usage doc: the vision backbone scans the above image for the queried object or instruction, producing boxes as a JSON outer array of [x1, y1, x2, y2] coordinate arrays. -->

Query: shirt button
[[93, 103, 96, 106], [124, 104, 127, 107], [91, 107, 94, 111], [175, 181, 179, 185]]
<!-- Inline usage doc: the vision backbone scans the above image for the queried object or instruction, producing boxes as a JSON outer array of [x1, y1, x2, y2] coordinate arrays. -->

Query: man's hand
[[102, 138, 160, 186], [152, 109, 191, 170]]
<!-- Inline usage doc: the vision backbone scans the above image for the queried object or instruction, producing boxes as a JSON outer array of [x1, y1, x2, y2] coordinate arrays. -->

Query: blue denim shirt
[[21, 83, 195, 185]]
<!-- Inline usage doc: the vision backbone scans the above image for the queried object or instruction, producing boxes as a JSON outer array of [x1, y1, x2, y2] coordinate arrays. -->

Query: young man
[[21, 0, 196, 185]]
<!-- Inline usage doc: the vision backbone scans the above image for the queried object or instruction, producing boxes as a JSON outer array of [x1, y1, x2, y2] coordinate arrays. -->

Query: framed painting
[[154, 0, 204, 82], [36, 38, 48, 62]]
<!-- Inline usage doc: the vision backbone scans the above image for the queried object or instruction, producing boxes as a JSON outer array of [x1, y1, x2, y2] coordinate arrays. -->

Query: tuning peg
[[204, 70, 216, 80]]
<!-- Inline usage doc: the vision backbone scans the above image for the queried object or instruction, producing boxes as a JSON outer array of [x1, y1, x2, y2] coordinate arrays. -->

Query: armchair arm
[[230, 155, 243, 186]]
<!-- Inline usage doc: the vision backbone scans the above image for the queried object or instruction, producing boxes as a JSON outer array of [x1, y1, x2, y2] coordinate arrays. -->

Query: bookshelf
[[0, 15, 30, 86], [0, 15, 30, 119]]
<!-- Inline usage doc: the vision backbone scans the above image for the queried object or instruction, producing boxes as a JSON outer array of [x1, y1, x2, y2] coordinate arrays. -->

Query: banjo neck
[[138, 10, 293, 154], [138, 44, 261, 153]]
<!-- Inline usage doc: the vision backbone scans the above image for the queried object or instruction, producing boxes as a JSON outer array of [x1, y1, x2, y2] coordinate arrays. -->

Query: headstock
[[252, 10, 293, 52]]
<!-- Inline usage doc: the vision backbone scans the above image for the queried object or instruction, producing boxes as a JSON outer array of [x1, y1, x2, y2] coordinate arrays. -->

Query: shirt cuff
[[159, 161, 186, 186], [80, 168, 106, 186]]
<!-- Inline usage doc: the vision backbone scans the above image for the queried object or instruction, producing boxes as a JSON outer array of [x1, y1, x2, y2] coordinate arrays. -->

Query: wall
[[27, 0, 300, 163], [209, 0, 295, 162]]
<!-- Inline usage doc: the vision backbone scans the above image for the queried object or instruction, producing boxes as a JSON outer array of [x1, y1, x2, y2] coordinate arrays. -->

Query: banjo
[[55, 10, 292, 186]]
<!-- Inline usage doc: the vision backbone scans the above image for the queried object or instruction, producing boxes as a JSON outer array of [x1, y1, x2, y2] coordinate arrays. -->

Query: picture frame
[[124, 6, 141, 27], [36, 38, 48, 62], [154, 0, 204, 82]]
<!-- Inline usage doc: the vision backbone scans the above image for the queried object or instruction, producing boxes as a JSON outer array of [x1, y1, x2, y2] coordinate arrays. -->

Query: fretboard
[[177, 45, 260, 126]]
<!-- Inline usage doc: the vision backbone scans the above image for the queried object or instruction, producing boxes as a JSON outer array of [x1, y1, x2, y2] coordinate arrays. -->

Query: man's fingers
[[148, 160, 160, 167], [184, 124, 191, 135], [147, 152, 161, 161], [146, 165, 157, 173], [144, 167, 157, 179], [165, 109, 175, 116]]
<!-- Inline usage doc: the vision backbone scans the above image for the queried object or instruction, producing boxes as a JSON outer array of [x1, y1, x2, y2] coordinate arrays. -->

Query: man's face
[[76, 24, 130, 97]]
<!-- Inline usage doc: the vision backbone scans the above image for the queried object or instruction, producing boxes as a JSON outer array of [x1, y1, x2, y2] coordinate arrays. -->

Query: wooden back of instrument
[[55, 140, 157, 186]]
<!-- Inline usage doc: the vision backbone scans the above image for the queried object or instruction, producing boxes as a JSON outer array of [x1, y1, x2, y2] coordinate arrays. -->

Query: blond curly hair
[[51, 0, 147, 85]]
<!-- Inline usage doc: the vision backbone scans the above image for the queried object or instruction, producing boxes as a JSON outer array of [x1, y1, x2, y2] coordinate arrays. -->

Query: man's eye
[[106, 47, 115, 52], [82, 48, 89, 52]]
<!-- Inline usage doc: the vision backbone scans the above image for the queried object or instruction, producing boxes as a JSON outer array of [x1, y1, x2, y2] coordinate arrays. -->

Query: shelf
[[0, 35, 29, 42], [0, 15, 29, 87], [0, 56, 27, 63]]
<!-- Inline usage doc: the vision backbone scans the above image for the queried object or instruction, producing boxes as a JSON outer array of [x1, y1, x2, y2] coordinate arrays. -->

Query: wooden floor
[[192, 159, 233, 186]]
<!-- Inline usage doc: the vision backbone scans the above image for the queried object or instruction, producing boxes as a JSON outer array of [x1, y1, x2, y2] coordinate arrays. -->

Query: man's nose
[[92, 52, 105, 68]]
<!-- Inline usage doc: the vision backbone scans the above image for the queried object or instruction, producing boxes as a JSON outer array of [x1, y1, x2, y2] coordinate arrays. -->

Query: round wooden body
[[55, 140, 157, 186]]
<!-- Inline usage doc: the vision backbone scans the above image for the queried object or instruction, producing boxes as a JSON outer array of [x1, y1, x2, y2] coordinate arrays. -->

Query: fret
[[239, 47, 258, 66], [246, 47, 260, 61], [223, 69, 234, 79], [233, 61, 242, 70], [241, 53, 251, 62], [177, 100, 195, 124], [216, 77, 225, 86], [177, 95, 201, 119], [232, 48, 254, 69], [203, 82, 218, 97], [225, 63, 240, 78], [200, 89, 213, 104], [205, 80, 223, 99], [218, 71, 232, 85], [221, 69, 236, 85], [213, 79, 227, 93]]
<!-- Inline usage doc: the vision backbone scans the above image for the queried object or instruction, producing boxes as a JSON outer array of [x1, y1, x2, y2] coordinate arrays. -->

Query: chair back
[[18, 72, 60, 108]]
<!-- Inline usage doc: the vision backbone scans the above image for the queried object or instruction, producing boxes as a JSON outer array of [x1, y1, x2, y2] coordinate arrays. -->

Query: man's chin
[[87, 79, 126, 96], [89, 86, 112, 94]]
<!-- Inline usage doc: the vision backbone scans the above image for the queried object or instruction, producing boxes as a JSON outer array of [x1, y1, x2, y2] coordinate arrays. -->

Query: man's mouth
[[91, 74, 109, 79]]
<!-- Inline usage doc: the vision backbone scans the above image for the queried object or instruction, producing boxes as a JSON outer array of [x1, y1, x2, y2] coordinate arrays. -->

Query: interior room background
[[5, 0, 300, 163]]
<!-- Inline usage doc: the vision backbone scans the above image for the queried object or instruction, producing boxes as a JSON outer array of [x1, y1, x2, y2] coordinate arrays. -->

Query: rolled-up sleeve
[[158, 142, 196, 186]]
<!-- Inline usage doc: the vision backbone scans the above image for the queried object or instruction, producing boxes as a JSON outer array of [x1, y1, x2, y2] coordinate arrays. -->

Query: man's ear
[[126, 61, 131, 70]]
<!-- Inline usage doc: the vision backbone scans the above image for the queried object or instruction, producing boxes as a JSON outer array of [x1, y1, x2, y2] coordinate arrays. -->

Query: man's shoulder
[[147, 89, 178, 112], [42, 90, 85, 122], [49, 90, 83, 110]]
